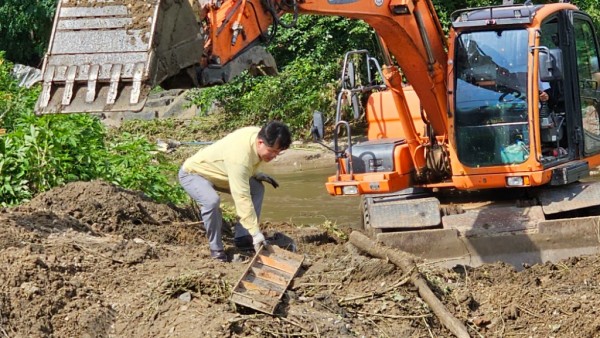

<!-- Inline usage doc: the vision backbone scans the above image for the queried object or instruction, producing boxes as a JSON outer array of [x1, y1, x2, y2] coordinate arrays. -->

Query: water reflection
[[259, 167, 361, 228]]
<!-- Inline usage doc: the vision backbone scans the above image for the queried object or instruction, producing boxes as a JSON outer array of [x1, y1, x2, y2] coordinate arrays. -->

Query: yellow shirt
[[182, 126, 262, 235]]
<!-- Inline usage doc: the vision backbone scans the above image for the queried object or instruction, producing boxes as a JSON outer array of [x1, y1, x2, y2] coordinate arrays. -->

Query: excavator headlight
[[506, 176, 529, 187], [342, 186, 359, 195]]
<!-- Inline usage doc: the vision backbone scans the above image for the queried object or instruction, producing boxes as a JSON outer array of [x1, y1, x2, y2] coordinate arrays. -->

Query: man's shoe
[[234, 235, 254, 250], [210, 250, 228, 262]]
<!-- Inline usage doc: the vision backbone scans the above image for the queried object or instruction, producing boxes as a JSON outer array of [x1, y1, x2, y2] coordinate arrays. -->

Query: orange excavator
[[36, 0, 600, 268]]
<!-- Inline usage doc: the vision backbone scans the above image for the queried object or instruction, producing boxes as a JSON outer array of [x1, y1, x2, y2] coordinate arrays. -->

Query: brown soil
[[60, 0, 156, 32], [1, 180, 600, 338]]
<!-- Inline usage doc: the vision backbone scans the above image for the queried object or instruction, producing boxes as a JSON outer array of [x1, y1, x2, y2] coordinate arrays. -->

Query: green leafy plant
[[102, 132, 188, 204], [188, 56, 339, 137], [0, 0, 56, 65], [319, 219, 348, 241], [0, 53, 187, 206]]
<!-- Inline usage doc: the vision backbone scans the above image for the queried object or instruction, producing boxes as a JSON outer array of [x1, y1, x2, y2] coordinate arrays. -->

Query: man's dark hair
[[258, 121, 292, 150]]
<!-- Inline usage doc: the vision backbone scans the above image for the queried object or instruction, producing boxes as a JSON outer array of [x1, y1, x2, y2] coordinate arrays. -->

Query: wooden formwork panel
[[231, 245, 304, 314]]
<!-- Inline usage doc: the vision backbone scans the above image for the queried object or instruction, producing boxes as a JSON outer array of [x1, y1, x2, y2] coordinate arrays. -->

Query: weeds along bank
[[0, 53, 190, 207]]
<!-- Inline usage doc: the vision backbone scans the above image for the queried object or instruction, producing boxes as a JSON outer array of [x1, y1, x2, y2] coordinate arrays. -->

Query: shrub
[[0, 53, 187, 206]]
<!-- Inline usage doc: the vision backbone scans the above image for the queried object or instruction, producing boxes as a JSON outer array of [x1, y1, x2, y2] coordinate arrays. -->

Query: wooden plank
[[230, 245, 304, 315], [238, 280, 280, 298], [243, 273, 285, 294], [230, 293, 274, 314], [256, 255, 297, 274], [264, 245, 304, 266], [249, 265, 290, 286]]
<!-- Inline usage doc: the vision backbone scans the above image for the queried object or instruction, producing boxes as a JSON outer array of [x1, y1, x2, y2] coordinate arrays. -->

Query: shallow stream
[[254, 167, 361, 229]]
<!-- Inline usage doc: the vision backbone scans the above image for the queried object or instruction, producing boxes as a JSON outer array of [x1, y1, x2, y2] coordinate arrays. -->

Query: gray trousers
[[178, 167, 264, 251]]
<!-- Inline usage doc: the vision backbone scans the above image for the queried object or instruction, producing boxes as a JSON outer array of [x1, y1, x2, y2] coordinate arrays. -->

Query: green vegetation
[[188, 57, 340, 137], [187, 16, 376, 137], [0, 54, 187, 207], [0, 0, 55, 66]]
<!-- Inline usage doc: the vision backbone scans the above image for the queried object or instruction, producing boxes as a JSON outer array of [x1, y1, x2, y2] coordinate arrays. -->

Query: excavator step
[[549, 160, 589, 185], [363, 195, 441, 230]]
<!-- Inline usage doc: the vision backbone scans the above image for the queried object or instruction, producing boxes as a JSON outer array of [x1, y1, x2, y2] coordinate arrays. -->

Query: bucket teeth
[[107, 64, 122, 105], [86, 64, 100, 103], [62, 65, 78, 106], [40, 66, 56, 109], [131, 63, 145, 105]]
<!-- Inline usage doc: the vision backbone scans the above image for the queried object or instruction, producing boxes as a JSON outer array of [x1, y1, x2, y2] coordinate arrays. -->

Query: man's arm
[[227, 163, 260, 235]]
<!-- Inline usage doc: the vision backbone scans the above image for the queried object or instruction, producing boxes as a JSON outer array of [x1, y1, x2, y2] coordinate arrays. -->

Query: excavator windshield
[[454, 29, 530, 167]]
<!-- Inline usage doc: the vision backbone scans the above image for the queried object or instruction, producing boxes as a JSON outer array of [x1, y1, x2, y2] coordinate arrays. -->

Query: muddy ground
[[1, 151, 600, 337]]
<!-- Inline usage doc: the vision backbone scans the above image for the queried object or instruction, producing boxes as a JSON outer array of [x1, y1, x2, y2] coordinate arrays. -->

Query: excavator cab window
[[454, 29, 529, 167]]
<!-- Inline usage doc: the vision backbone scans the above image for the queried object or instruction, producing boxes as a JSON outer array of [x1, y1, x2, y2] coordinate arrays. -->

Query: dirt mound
[[1, 181, 600, 337], [434, 258, 600, 337], [25, 180, 198, 244]]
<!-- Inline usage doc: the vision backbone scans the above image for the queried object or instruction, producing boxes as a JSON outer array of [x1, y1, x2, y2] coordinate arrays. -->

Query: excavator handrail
[[451, 2, 537, 28]]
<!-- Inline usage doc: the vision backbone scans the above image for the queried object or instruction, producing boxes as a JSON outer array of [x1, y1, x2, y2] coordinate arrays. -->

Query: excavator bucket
[[36, 0, 204, 114]]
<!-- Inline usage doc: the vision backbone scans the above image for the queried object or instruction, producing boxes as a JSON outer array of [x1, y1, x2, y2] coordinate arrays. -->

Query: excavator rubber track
[[36, 0, 204, 114]]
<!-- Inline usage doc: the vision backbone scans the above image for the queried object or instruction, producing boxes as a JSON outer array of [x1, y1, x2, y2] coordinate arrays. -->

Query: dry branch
[[339, 276, 410, 304], [349, 231, 470, 338], [72, 243, 124, 264]]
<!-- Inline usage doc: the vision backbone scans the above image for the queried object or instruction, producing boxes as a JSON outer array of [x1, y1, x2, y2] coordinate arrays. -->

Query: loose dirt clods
[[1, 180, 600, 337]]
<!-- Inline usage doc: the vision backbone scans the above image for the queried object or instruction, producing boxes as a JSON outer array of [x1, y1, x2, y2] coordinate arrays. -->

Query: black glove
[[254, 173, 279, 188]]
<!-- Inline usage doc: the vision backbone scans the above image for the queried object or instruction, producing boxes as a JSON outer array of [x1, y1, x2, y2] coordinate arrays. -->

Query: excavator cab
[[453, 29, 530, 167], [448, 4, 600, 180]]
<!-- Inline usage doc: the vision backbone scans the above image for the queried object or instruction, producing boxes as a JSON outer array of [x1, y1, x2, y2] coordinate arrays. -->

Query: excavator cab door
[[569, 12, 600, 157], [538, 10, 600, 163]]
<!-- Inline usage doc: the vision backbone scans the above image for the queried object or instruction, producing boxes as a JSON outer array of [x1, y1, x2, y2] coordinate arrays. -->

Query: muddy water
[[259, 167, 362, 229]]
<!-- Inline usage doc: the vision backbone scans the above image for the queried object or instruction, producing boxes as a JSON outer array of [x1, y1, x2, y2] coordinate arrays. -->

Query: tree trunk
[[349, 231, 470, 338]]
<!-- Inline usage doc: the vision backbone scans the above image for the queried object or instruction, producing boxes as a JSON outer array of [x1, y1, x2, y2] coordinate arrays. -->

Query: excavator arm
[[36, 0, 448, 138]]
